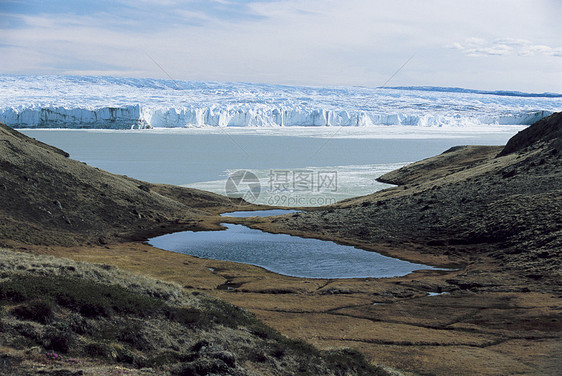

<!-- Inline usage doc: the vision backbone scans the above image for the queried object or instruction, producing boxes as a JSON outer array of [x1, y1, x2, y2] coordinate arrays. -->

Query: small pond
[[220, 209, 301, 218], [148, 223, 443, 279]]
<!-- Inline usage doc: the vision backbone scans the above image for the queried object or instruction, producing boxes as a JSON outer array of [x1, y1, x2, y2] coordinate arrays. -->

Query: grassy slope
[[0, 122, 249, 246], [0, 248, 385, 376]]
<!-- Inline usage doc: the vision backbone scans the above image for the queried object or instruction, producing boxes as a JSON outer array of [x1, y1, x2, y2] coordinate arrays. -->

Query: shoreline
[[19, 124, 527, 141]]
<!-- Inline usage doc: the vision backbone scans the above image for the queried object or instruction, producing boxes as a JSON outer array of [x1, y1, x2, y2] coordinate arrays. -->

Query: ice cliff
[[0, 75, 559, 129]]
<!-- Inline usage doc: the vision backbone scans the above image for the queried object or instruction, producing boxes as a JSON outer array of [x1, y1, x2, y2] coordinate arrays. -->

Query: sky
[[0, 0, 561, 92]]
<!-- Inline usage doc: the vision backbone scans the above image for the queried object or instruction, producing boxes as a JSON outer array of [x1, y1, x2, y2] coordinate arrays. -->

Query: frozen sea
[[22, 126, 524, 206]]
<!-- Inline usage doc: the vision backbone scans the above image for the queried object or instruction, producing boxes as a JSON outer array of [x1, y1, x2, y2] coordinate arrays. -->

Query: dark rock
[[191, 339, 211, 353], [180, 358, 230, 376], [37, 370, 84, 376], [209, 351, 236, 368], [499, 112, 562, 156], [502, 170, 516, 179]]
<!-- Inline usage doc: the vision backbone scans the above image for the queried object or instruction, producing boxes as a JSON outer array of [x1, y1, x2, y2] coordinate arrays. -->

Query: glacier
[[0, 75, 560, 129]]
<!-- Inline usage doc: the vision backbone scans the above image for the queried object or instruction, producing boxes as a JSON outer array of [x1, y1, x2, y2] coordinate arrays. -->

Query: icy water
[[21, 128, 522, 204], [148, 223, 442, 279]]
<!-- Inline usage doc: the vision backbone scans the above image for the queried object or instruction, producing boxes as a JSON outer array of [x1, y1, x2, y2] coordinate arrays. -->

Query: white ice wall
[[0, 106, 552, 129], [0, 75, 558, 129]]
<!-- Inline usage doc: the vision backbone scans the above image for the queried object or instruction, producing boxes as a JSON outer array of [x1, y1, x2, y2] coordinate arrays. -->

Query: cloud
[[1, 0, 561, 92], [1, 0, 267, 32], [451, 38, 562, 57]]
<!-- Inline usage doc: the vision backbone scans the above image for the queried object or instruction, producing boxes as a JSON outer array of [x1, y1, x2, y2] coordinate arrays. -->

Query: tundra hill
[[265, 112, 562, 290], [0, 122, 247, 246]]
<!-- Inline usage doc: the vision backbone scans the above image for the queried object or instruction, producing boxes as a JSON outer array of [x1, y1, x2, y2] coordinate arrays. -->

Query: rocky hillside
[[267, 112, 562, 290], [499, 111, 562, 155], [0, 122, 245, 246]]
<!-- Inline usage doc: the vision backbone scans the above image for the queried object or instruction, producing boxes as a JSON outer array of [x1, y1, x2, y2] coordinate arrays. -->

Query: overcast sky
[[1, 0, 560, 92]]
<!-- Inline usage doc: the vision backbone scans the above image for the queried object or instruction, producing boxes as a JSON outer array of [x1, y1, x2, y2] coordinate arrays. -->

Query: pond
[[220, 209, 301, 217], [148, 223, 443, 279]]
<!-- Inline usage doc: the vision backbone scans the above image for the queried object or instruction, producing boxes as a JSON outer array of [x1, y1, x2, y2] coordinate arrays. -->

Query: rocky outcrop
[[499, 111, 562, 155], [268, 112, 562, 290]]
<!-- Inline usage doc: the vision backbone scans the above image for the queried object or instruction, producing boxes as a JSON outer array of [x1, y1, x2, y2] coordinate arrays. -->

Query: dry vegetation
[[233, 112, 562, 375], [0, 248, 386, 376], [0, 249, 196, 307]]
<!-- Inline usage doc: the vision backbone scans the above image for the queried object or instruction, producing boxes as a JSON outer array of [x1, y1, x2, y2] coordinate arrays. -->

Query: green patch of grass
[[0, 275, 164, 318], [200, 298, 255, 329], [164, 306, 202, 326], [323, 348, 388, 376], [10, 299, 54, 324], [0, 275, 233, 330]]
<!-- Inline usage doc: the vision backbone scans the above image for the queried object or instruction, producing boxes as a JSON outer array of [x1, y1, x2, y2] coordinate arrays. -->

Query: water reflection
[[149, 223, 441, 279]]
